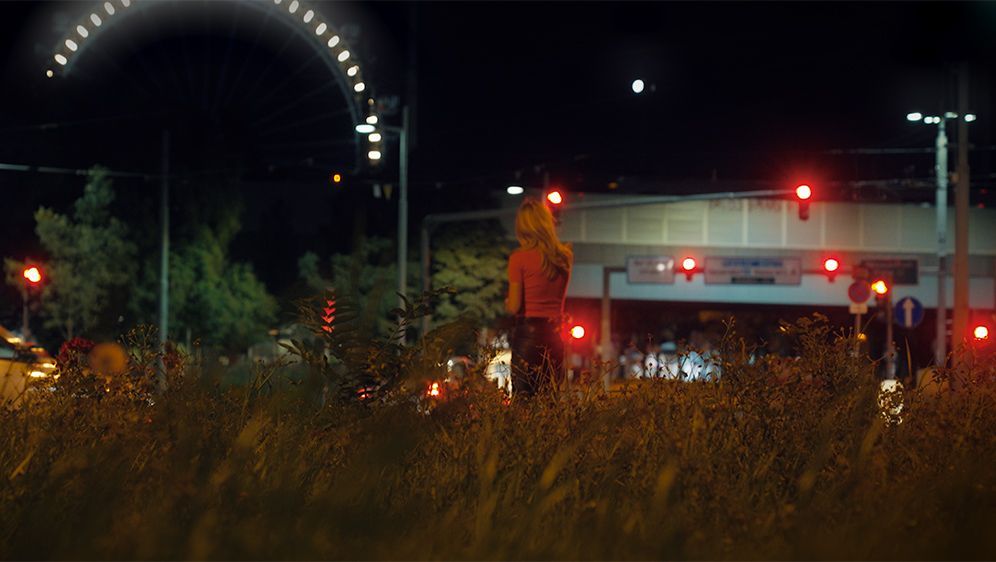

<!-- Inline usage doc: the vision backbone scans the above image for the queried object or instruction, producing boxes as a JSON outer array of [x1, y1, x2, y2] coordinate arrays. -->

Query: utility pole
[[953, 64, 971, 354], [159, 130, 170, 350], [934, 117, 949, 366], [397, 107, 410, 314]]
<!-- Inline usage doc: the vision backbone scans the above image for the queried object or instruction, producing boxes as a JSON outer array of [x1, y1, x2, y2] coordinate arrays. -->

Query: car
[[0, 326, 57, 405]]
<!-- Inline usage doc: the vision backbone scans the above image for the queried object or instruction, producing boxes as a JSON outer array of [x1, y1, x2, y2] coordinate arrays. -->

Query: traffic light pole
[[934, 118, 948, 366]]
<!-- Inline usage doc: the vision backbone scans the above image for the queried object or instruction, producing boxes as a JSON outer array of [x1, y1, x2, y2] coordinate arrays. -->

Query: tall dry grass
[[1, 314, 995, 560]]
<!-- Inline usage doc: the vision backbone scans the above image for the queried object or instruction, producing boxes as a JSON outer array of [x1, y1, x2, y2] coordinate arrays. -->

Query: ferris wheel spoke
[[245, 50, 324, 119], [248, 80, 337, 130], [217, 1, 276, 112], [238, 27, 300, 109], [209, 0, 245, 116], [254, 106, 352, 139]]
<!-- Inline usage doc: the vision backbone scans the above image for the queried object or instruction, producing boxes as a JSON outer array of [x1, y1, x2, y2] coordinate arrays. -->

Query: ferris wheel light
[[54, 54, 68, 66], [355, 123, 376, 134], [366, 115, 378, 125], [327, 35, 340, 48], [66, 39, 78, 52], [354, 82, 365, 92], [77, 25, 89, 38], [368, 150, 382, 160], [347, 65, 359, 77], [90, 13, 102, 26], [303, 9, 314, 23], [337, 50, 350, 62], [104, 1, 115, 15], [315, 22, 327, 35], [368, 132, 382, 142], [288, 0, 299, 14]]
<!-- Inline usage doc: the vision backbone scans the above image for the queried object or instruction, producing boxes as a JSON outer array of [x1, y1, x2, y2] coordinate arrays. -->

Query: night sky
[[2, 1, 995, 304]]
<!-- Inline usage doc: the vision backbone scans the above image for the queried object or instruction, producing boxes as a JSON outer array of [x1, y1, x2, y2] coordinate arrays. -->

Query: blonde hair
[[515, 198, 573, 279]]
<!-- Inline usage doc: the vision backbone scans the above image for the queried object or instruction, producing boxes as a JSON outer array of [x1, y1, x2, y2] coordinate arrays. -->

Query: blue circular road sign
[[894, 296, 924, 329]]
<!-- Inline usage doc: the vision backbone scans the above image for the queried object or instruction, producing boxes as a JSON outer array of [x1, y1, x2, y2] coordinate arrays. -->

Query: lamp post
[[906, 110, 976, 366], [357, 106, 410, 328]]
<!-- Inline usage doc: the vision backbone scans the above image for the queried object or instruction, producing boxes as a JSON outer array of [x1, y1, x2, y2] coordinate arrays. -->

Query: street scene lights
[[795, 184, 812, 221], [506, 185, 524, 195], [570, 325, 586, 339], [22, 266, 42, 284], [545, 190, 563, 205], [974, 325, 990, 340], [822, 257, 840, 281]]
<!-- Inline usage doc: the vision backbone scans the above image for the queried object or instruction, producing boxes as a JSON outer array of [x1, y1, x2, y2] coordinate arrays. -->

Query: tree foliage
[[12, 168, 138, 339], [131, 210, 277, 354], [430, 221, 512, 324]]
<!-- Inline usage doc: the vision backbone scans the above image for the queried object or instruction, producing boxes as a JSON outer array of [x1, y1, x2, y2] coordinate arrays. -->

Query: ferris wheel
[[43, 0, 385, 176]]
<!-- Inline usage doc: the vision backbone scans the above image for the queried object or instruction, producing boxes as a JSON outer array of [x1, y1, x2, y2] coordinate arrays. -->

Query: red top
[[508, 247, 571, 319]]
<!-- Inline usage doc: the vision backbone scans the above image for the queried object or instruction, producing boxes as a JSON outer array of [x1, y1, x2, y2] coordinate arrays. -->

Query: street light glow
[[46, 69, 54, 78], [90, 13, 102, 26], [365, 115, 378, 125], [315, 22, 327, 35], [337, 50, 350, 62], [546, 190, 563, 205], [871, 280, 889, 295], [54, 54, 68, 66], [23, 267, 42, 284], [965, 114, 977, 122], [368, 150, 382, 160], [506, 185, 524, 195], [347, 65, 359, 76], [104, 1, 115, 15], [328, 35, 340, 48], [288, 0, 299, 13], [823, 258, 840, 273], [303, 9, 314, 23], [795, 184, 812, 200], [355, 123, 375, 134], [681, 257, 697, 272], [77, 25, 89, 38], [66, 39, 78, 52], [570, 325, 586, 339], [368, 132, 382, 142], [975, 325, 990, 340], [906, 112, 922, 122], [631, 79, 645, 94]]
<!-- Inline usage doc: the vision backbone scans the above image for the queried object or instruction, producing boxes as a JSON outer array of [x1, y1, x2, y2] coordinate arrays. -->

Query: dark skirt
[[510, 317, 565, 397]]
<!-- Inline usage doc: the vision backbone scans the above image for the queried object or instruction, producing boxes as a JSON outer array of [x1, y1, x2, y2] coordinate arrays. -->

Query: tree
[[131, 214, 277, 355], [8, 168, 138, 339], [430, 221, 512, 324]]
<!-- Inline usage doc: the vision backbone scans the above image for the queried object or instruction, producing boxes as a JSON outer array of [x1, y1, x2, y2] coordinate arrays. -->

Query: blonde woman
[[505, 198, 573, 396]]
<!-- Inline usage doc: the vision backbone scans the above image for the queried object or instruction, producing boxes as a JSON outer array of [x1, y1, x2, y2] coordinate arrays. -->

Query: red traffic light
[[823, 258, 840, 273], [974, 325, 990, 340], [680, 257, 697, 272], [22, 266, 42, 284], [871, 279, 889, 295], [546, 190, 564, 205], [795, 184, 813, 200], [570, 325, 586, 340]]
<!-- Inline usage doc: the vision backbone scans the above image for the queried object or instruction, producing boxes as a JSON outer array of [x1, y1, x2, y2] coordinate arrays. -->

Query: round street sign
[[894, 296, 924, 329], [848, 281, 871, 304]]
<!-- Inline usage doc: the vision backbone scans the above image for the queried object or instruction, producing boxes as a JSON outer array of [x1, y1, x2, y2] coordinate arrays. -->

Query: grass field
[[2, 315, 994, 560]]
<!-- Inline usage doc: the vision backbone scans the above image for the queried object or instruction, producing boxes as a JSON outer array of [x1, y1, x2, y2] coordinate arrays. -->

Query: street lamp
[[631, 79, 645, 94], [907, 110, 976, 364], [359, 107, 411, 324], [506, 185, 524, 195]]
